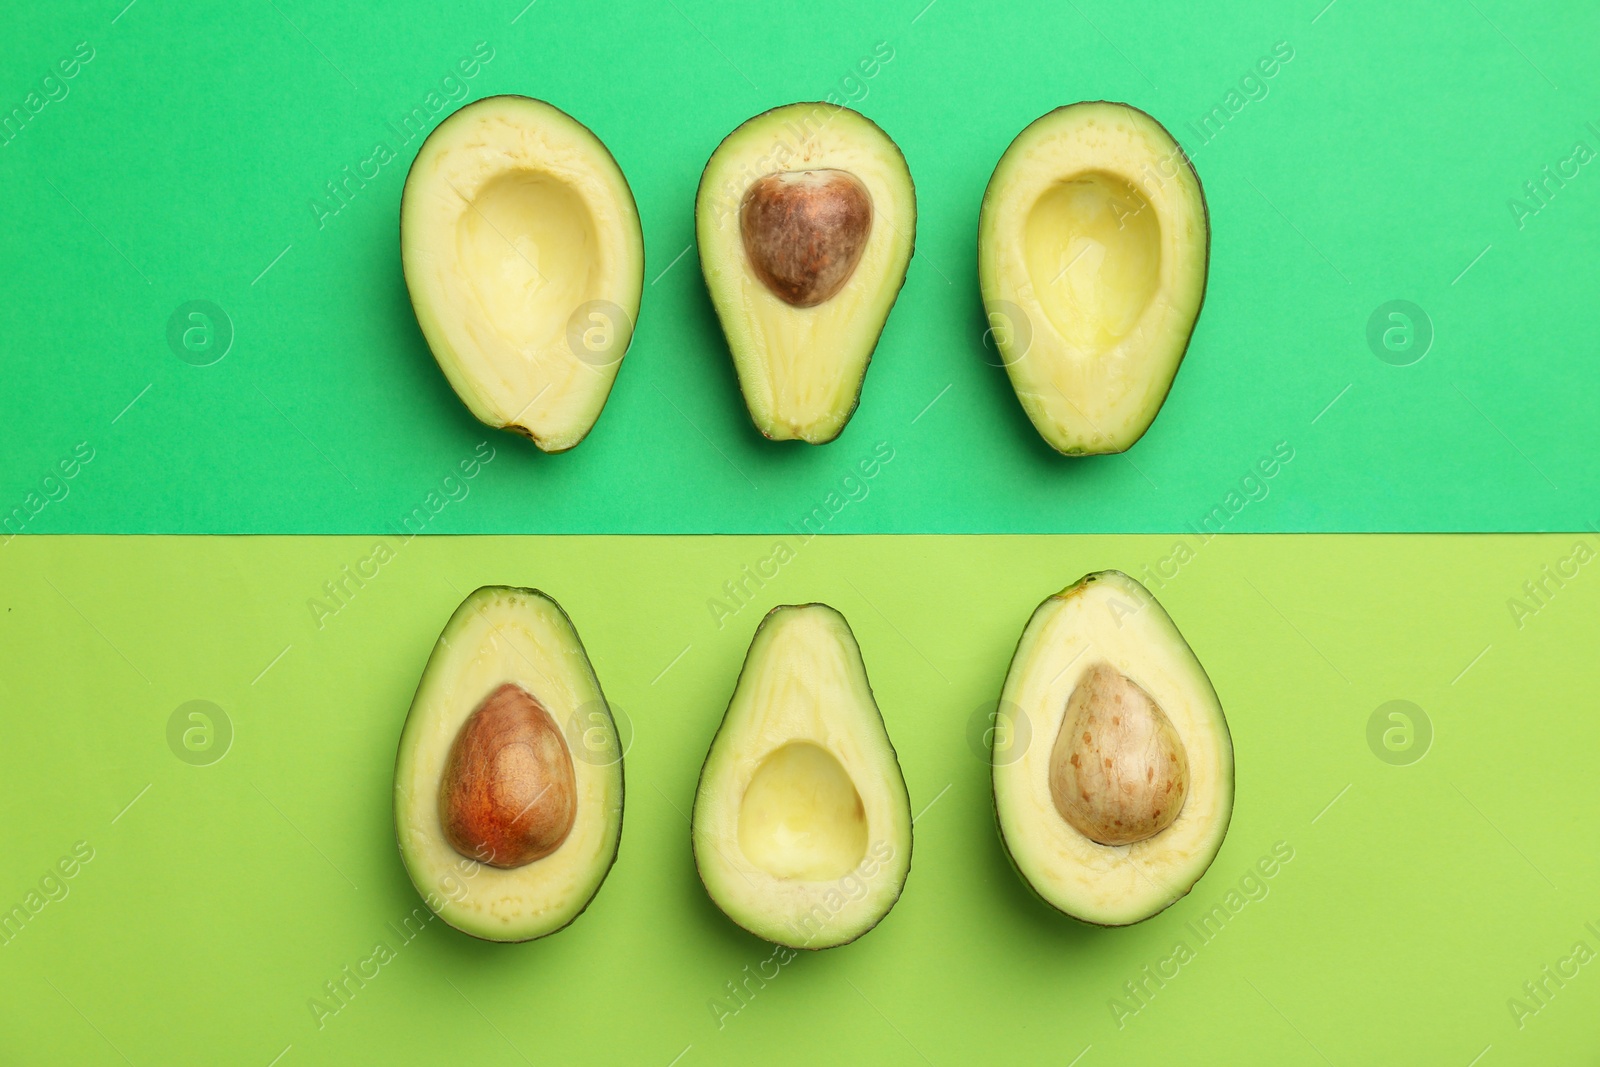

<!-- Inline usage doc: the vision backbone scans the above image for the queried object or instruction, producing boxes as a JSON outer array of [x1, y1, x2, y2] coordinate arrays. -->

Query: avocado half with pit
[[979, 102, 1209, 454], [696, 103, 916, 443], [393, 586, 624, 942], [401, 96, 644, 452], [992, 571, 1232, 925], [693, 604, 912, 948]]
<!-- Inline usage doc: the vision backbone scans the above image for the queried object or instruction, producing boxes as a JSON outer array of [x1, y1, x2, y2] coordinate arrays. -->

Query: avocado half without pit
[[979, 102, 1209, 454], [401, 96, 645, 452], [393, 586, 624, 942], [692, 604, 912, 948], [992, 571, 1233, 925], [696, 104, 916, 443]]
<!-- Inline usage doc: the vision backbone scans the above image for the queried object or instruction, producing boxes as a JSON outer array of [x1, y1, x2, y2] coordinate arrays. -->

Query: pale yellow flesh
[[738, 741, 868, 880], [994, 572, 1231, 925], [697, 104, 915, 443], [694, 605, 911, 947], [402, 96, 643, 451], [980, 102, 1207, 454], [455, 172, 598, 357], [1023, 173, 1162, 352], [394, 588, 622, 941]]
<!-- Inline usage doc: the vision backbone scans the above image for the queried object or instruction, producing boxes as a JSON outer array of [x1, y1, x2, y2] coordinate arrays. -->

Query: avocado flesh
[[394, 586, 624, 942], [992, 571, 1232, 925], [692, 604, 912, 948], [696, 104, 916, 443], [979, 102, 1209, 454], [401, 96, 645, 452]]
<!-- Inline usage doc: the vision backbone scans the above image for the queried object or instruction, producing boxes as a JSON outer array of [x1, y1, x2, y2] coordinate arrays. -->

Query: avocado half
[[400, 96, 645, 452], [393, 586, 625, 942], [992, 571, 1232, 925], [979, 102, 1209, 454], [696, 103, 916, 443], [692, 604, 912, 948]]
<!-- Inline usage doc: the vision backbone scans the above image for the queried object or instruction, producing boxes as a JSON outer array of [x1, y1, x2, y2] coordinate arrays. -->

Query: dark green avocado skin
[[393, 585, 625, 944], [694, 103, 917, 445], [690, 603, 913, 949], [989, 571, 1234, 927]]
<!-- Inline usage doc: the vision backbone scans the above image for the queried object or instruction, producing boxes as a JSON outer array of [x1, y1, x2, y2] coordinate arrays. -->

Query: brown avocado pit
[[1048, 661, 1189, 846], [439, 682, 577, 868], [740, 169, 873, 308]]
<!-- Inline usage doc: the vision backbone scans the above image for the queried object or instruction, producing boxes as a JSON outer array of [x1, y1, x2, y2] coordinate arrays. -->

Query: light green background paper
[[2, 535, 1596, 1064], [1, 1, 1596, 534]]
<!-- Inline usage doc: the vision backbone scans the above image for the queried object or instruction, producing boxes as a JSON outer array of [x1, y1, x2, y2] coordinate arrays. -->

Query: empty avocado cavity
[[401, 96, 644, 452], [693, 604, 912, 949], [1022, 173, 1162, 353], [454, 172, 600, 357], [980, 102, 1209, 455]]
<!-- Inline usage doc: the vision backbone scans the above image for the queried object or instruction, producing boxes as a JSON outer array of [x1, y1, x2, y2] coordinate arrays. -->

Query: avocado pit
[[439, 682, 577, 868], [1049, 661, 1188, 846], [740, 169, 873, 308]]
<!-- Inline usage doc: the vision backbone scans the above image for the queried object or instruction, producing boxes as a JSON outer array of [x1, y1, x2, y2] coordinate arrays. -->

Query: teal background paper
[[1, 0, 1596, 535]]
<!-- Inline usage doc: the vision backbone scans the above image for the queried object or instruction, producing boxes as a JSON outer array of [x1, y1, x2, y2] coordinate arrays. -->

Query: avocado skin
[[694, 103, 917, 445], [989, 571, 1234, 927], [392, 585, 625, 943], [690, 603, 913, 949], [978, 102, 1211, 456], [398, 97, 646, 454]]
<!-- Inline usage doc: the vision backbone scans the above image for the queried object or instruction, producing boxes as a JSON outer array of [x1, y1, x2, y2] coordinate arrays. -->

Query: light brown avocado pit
[[1049, 661, 1188, 846], [740, 169, 872, 308], [439, 682, 577, 868]]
